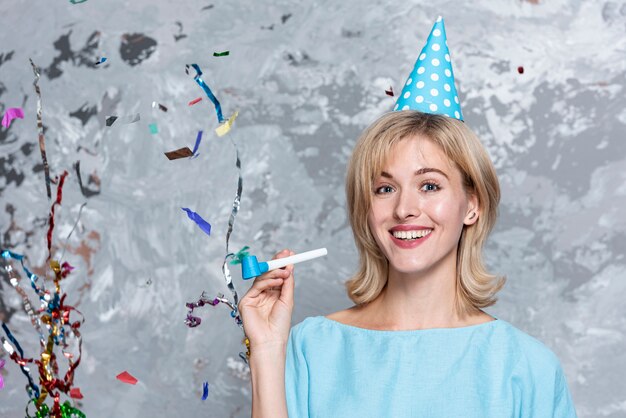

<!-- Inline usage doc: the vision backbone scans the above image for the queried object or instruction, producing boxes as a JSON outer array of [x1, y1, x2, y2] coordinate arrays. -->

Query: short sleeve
[[285, 323, 310, 418], [553, 363, 578, 418]]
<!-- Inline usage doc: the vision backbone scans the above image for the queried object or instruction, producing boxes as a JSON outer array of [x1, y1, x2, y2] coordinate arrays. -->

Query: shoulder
[[497, 319, 566, 382]]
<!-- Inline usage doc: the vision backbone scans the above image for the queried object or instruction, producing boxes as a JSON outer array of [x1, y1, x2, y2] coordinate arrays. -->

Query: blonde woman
[[239, 17, 577, 418]]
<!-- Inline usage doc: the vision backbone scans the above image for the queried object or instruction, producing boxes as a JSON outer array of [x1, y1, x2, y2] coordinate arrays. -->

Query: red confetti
[[385, 86, 394, 97], [116, 371, 138, 385], [188, 97, 203, 106], [517, 66, 524, 74], [69, 388, 84, 399]]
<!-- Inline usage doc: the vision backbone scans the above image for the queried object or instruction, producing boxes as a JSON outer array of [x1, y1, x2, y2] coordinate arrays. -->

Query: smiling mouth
[[389, 229, 433, 241]]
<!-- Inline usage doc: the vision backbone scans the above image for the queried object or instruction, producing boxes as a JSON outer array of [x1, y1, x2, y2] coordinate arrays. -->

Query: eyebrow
[[380, 168, 449, 180]]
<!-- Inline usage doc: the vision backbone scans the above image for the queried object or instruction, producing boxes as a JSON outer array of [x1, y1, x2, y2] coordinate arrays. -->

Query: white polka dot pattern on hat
[[393, 16, 463, 121]]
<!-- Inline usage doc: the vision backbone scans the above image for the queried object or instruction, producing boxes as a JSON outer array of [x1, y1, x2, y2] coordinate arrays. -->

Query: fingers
[[280, 250, 295, 306]]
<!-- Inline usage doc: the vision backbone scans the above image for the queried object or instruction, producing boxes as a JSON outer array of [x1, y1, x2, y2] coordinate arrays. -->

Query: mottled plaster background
[[1, 0, 625, 416]]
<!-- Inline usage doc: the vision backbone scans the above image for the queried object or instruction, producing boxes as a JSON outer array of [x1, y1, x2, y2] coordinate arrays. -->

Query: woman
[[238, 18, 577, 418]]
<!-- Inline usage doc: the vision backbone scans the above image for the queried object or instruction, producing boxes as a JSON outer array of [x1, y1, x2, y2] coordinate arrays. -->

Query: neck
[[360, 249, 480, 330]]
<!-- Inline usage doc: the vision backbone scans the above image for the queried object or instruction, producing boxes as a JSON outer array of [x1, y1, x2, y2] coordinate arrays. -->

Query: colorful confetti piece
[[215, 110, 239, 137], [213, 51, 230, 57], [164, 147, 193, 160], [188, 97, 203, 106], [1, 107, 24, 128], [202, 381, 209, 400], [116, 371, 138, 385], [181, 207, 211, 236]]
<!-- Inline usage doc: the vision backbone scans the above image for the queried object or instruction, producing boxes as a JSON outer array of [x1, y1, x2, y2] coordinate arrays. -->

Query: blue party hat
[[394, 16, 463, 121]]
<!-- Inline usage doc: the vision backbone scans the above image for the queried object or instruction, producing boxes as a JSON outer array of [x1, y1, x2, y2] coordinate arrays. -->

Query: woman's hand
[[238, 249, 296, 351]]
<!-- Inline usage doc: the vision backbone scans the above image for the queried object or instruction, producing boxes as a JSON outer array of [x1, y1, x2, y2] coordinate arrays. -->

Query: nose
[[393, 188, 420, 220]]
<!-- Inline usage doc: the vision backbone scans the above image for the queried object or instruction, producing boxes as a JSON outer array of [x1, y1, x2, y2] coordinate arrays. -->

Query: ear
[[464, 193, 480, 226]]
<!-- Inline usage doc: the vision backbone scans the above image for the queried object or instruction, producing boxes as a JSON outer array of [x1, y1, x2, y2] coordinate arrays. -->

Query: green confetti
[[213, 51, 230, 57], [149, 123, 158, 134]]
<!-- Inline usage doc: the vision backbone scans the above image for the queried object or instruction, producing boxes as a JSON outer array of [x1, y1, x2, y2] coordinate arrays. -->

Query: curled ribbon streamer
[[46, 171, 69, 264], [2, 250, 85, 416], [2, 251, 45, 340], [184, 137, 248, 362], [29, 59, 52, 200], [60, 202, 87, 264], [2, 323, 40, 398], [189, 63, 225, 123]]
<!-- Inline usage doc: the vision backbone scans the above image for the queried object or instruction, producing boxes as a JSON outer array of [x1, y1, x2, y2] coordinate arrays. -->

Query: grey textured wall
[[1, 0, 625, 416]]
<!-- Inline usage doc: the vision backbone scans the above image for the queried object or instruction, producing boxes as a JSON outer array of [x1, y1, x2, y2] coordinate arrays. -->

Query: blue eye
[[375, 185, 394, 194], [421, 182, 441, 192]]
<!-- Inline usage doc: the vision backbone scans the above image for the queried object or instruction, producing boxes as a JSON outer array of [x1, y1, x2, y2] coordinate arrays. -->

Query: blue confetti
[[202, 381, 209, 400], [190, 130, 203, 159], [181, 208, 211, 236]]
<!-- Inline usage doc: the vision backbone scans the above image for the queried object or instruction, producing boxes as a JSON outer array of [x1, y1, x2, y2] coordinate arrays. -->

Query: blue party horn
[[241, 248, 327, 280]]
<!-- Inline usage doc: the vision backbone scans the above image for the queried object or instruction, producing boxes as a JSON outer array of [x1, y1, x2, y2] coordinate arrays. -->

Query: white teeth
[[392, 229, 433, 239]]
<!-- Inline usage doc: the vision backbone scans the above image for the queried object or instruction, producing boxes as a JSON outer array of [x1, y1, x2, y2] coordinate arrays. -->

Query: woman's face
[[367, 134, 478, 276]]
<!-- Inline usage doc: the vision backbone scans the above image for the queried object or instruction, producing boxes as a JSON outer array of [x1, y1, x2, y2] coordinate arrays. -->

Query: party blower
[[241, 248, 328, 280]]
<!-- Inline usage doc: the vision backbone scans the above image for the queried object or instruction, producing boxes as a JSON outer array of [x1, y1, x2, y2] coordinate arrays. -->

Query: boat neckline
[[316, 314, 501, 335]]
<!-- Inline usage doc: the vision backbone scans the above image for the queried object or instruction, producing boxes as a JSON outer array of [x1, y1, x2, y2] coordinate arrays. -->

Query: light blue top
[[285, 315, 577, 418]]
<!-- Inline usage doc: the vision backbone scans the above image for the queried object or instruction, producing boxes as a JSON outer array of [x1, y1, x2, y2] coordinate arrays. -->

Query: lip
[[389, 225, 433, 232], [389, 229, 433, 249]]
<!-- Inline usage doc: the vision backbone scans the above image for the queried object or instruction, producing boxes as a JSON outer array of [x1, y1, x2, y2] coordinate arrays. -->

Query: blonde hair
[[344, 111, 506, 318]]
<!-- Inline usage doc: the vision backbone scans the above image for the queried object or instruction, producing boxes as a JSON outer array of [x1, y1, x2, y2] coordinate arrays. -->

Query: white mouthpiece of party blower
[[265, 248, 328, 271]]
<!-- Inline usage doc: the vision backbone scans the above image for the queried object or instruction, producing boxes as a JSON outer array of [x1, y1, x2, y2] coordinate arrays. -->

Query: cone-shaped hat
[[394, 16, 463, 121]]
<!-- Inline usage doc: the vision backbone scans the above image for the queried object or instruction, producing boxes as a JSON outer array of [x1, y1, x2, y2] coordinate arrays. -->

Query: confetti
[[213, 51, 230, 57], [181, 208, 211, 236], [164, 147, 193, 160], [202, 381, 209, 400], [69, 387, 84, 399], [105, 116, 118, 126], [69, 0, 88, 4], [95, 57, 107, 65], [215, 110, 239, 137], [188, 97, 203, 106], [151, 101, 168, 112], [385, 87, 394, 97], [116, 371, 138, 385], [190, 130, 203, 158], [517, 66, 524, 74], [149, 123, 158, 134], [187, 63, 225, 123], [29, 59, 52, 200], [1, 107, 24, 128]]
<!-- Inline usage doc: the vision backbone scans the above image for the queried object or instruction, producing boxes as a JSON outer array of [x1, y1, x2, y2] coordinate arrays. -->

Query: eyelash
[[374, 181, 441, 195]]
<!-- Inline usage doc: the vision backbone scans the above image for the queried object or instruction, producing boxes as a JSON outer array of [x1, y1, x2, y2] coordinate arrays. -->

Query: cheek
[[429, 197, 465, 223]]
